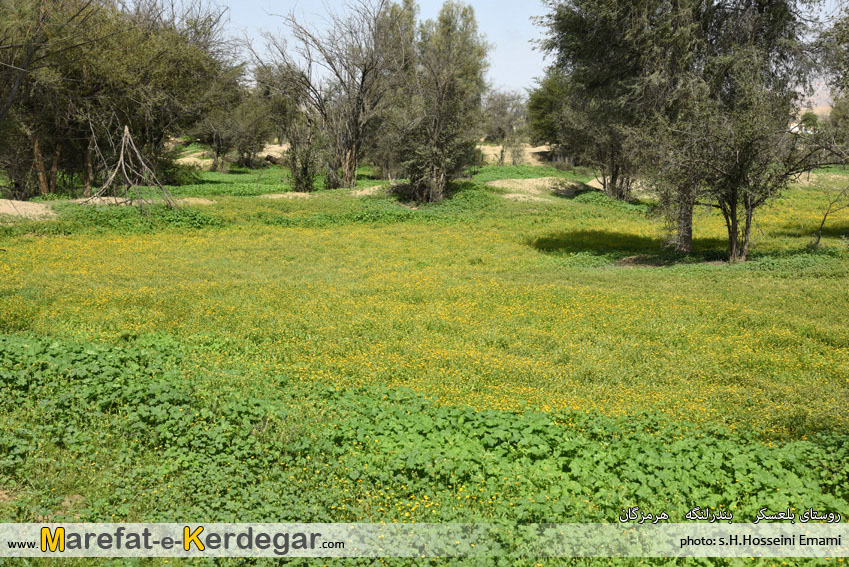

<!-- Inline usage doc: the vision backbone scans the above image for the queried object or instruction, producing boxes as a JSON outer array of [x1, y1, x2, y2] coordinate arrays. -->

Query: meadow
[[1, 161, 848, 566]]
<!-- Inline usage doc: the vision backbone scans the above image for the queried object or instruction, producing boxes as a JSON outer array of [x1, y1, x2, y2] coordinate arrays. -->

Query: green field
[[1, 164, 848, 565]]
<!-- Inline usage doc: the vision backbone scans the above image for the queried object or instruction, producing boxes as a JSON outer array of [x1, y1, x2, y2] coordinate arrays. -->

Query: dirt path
[[176, 151, 213, 167]]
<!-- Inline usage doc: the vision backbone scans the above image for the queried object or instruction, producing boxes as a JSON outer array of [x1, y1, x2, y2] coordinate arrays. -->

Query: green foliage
[[158, 160, 202, 187], [1, 333, 846, 534], [399, 1, 489, 202], [527, 70, 570, 147], [0, 0, 234, 197], [0, 204, 223, 237]]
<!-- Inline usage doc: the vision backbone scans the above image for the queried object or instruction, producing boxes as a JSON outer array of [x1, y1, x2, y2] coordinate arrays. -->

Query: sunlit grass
[[2, 170, 847, 435]]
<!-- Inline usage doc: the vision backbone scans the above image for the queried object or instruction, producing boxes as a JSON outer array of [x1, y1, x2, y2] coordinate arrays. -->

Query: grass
[[1, 162, 848, 565]]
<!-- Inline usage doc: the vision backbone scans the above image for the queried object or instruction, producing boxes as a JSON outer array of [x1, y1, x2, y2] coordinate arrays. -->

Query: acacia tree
[[644, 0, 826, 260], [266, 0, 395, 189], [0, 0, 234, 198], [399, 1, 488, 202], [483, 90, 527, 166], [536, 0, 646, 201]]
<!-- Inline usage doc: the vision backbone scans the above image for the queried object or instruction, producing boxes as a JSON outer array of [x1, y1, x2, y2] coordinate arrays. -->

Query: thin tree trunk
[[675, 186, 695, 253], [32, 133, 50, 196], [341, 145, 358, 188], [741, 204, 754, 262], [48, 145, 61, 194], [83, 140, 93, 197], [728, 214, 740, 262]]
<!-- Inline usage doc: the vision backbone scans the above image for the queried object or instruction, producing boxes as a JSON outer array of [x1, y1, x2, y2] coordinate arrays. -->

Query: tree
[[0, 0, 101, 127], [0, 0, 235, 198], [363, 0, 418, 180], [655, 0, 825, 261], [399, 1, 488, 202], [539, 0, 828, 259], [265, 0, 396, 189], [483, 90, 527, 166], [536, 0, 647, 201], [527, 71, 568, 148]]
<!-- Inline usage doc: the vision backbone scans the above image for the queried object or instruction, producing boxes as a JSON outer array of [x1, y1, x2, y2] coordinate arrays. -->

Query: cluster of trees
[[0, 0, 240, 198], [6, 0, 847, 260], [0, 0, 492, 203], [258, 0, 489, 201], [529, 0, 849, 261]]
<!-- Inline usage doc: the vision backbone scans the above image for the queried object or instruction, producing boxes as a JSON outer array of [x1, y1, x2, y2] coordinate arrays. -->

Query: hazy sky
[[225, 0, 552, 93], [224, 0, 845, 99]]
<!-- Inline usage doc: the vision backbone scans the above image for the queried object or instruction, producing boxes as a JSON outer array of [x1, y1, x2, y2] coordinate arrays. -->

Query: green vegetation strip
[[1, 334, 846, 529]]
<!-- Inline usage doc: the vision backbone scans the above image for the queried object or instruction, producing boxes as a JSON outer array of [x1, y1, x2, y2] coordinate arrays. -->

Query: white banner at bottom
[[1, 523, 847, 558]]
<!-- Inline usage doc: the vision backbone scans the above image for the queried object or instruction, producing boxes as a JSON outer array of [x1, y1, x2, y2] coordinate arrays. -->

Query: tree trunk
[[83, 140, 94, 197], [727, 213, 740, 262], [32, 134, 50, 196], [48, 145, 61, 194], [740, 203, 754, 262], [675, 186, 695, 253], [341, 145, 358, 188], [608, 160, 619, 200]]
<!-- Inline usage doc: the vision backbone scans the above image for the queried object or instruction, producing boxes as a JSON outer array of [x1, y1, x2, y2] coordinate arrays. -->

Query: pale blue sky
[[223, 0, 845, 99], [224, 0, 551, 92]]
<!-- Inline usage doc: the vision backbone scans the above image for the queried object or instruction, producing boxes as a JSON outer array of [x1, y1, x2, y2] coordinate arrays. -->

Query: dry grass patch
[[502, 193, 549, 202], [352, 185, 387, 197], [179, 197, 216, 206], [176, 151, 213, 167], [261, 192, 313, 200], [486, 177, 560, 194]]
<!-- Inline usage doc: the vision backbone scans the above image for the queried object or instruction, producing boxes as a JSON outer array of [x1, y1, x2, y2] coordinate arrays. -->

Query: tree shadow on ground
[[356, 171, 383, 182], [390, 180, 480, 206], [773, 221, 849, 239], [529, 229, 730, 266], [550, 181, 597, 199]]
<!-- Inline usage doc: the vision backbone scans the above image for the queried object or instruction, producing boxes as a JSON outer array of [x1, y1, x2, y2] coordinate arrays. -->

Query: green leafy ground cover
[[1, 161, 848, 566]]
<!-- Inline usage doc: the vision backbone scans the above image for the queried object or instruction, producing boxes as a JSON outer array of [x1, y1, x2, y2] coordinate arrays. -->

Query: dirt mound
[[176, 151, 213, 167], [262, 143, 289, 158], [70, 196, 147, 206], [262, 192, 313, 200], [478, 144, 550, 166], [0, 199, 56, 220]]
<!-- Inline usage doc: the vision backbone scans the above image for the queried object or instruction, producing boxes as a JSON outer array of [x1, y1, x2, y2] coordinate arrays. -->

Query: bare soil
[[478, 144, 551, 166], [0, 199, 56, 219]]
